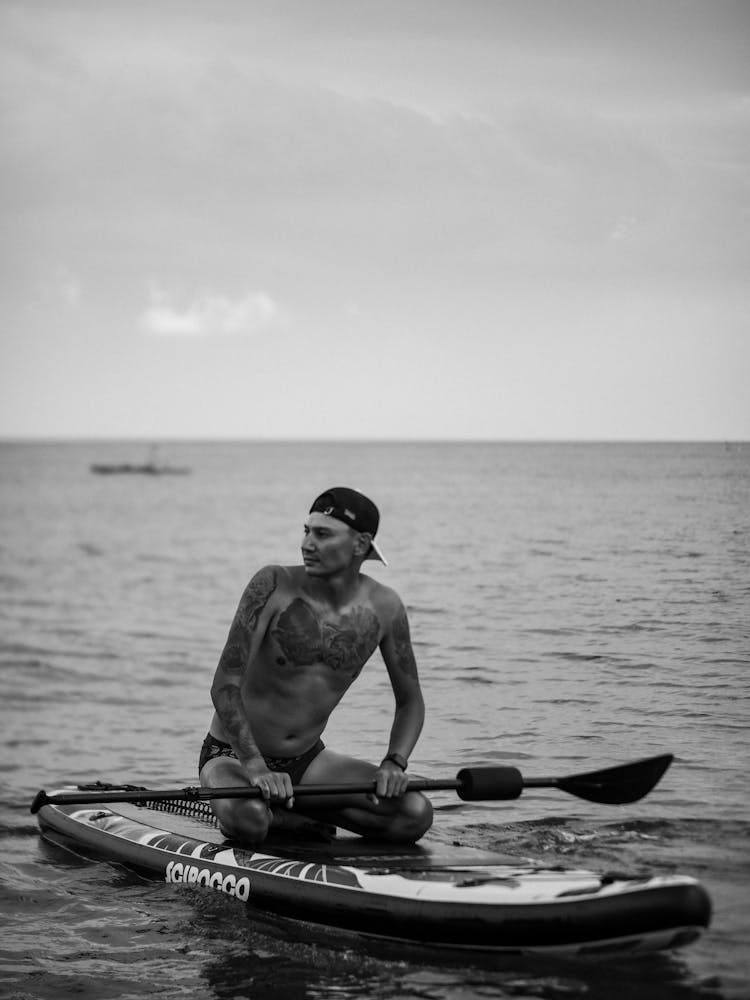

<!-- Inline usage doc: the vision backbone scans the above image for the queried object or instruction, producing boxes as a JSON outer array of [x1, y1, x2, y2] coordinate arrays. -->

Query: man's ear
[[354, 532, 373, 558]]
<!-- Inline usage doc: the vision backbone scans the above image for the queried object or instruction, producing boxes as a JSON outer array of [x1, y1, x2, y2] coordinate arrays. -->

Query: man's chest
[[270, 597, 381, 676]]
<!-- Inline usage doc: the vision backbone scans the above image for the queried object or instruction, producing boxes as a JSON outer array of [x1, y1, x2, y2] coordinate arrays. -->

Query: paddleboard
[[35, 787, 711, 955]]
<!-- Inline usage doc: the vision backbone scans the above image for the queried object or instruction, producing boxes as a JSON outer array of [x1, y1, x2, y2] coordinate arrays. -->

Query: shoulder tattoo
[[236, 567, 277, 632], [220, 567, 277, 674]]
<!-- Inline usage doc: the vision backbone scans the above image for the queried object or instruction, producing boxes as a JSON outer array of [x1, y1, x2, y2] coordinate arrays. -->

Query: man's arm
[[210, 566, 293, 804], [376, 598, 425, 798]]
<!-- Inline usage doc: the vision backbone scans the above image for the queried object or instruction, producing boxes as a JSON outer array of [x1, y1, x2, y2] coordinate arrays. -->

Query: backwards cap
[[309, 487, 388, 565]]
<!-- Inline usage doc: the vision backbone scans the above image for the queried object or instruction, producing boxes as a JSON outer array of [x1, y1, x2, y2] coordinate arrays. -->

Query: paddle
[[30, 754, 672, 813]]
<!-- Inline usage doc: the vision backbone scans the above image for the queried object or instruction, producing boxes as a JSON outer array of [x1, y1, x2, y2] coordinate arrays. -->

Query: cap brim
[[366, 538, 388, 566]]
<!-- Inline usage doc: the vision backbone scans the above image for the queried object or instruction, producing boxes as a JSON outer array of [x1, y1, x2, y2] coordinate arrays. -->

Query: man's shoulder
[[248, 564, 298, 580], [244, 564, 298, 599], [361, 575, 404, 618], [256, 564, 318, 596]]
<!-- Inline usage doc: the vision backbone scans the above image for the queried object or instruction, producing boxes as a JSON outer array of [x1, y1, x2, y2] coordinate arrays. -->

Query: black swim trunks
[[198, 733, 325, 785]]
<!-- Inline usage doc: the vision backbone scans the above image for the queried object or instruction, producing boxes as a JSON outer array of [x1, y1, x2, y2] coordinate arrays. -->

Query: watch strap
[[382, 752, 408, 771]]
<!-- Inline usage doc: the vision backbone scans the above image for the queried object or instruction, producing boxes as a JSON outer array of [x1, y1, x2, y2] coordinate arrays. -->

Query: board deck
[[36, 790, 712, 956]]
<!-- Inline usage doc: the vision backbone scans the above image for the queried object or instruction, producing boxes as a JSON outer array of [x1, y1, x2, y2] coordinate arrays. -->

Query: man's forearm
[[386, 698, 425, 762], [211, 682, 264, 766]]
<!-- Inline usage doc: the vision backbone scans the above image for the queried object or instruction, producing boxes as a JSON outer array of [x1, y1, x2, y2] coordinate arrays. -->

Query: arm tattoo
[[212, 681, 262, 762], [211, 569, 277, 762], [212, 682, 247, 730], [392, 608, 418, 678], [236, 567, 277, 632], [219, 567, 277, 676]]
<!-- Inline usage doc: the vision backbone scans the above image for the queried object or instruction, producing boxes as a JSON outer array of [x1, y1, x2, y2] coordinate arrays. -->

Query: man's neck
[[307, 565, 364, 608]]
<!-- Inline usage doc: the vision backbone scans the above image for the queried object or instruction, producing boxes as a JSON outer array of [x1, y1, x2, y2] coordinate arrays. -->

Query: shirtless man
[[199, 487, 433, 845]]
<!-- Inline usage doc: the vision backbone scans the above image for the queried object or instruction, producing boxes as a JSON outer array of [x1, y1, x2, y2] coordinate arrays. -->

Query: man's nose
[[301, 533, 315, 551]]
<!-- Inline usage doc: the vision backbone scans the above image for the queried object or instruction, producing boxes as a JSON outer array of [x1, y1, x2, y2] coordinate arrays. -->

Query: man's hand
[[243, 758, 294, 809], [370, 760, 410, 803]]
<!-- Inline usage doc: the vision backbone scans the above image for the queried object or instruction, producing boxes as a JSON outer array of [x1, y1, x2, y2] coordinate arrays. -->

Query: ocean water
[[0, 440, 748, 1000]]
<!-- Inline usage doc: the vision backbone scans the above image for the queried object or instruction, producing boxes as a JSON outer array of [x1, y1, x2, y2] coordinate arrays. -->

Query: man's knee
[[390, 791, 433, 843], [213, 798, 271, 845], [406, 791, 433, 839]]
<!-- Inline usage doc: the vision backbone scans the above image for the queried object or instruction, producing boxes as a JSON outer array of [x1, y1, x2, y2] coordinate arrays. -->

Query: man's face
[[301, 512, 359, 576]]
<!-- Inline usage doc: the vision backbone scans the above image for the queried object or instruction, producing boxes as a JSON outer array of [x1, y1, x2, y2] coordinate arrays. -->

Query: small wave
[[537, 698, 598, 706], [522, 627, 579, 637], [475, 748, 536, 761], [0, 641, 120, 664], [555, 652, 605, 662], [432, 801, 471, 814], [487, 816, 669, 857], [0, 661, 75, 686], [0, 822, 41, 838], [77, 542, 104, 557], [691, 656, 750, 667], [598, 621, 666, 633], [136, 552, 177, 564], [487, 814, 750, 871], [141, 675, 181, 688]]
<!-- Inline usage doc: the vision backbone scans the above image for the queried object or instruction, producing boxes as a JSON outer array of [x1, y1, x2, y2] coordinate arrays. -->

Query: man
[[199, 486, 433, 845]]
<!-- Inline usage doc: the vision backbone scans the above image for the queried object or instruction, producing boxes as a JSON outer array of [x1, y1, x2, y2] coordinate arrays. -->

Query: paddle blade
[[557, 754, 673, 804], [30, 791, 48, 814]]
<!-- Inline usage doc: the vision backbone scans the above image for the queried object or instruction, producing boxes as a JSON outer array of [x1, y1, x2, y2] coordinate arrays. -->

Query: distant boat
[[90, 462, 191, 476], [90, 447, 190, 475]]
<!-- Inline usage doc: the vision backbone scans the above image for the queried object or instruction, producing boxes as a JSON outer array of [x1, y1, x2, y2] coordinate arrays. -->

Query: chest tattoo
[[272, 598, 380, 676]]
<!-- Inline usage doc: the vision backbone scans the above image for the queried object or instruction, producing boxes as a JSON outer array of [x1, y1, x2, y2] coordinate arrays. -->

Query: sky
[[1, 0, 748, 440]]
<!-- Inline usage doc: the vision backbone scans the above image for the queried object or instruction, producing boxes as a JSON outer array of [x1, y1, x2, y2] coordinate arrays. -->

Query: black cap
[[309, 487, 388, 564]]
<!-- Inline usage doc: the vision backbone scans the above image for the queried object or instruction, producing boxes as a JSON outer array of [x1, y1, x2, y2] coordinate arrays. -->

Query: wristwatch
[[381, 752, 408, 771]]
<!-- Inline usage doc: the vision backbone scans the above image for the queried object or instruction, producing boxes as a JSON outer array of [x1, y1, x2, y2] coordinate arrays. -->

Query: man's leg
[[294, 749, 433, 843], [200, 752, 336, 843], [199, 755, 271, 843]]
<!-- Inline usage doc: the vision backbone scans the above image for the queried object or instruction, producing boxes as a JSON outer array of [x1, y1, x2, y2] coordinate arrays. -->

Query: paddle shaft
[[29, 768, 521, 813], [31, 776, 467, 813], [30, 756, 673, 813]]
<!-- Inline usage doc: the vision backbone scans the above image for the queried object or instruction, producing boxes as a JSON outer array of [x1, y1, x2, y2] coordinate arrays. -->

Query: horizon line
[[1, 435, 748, 446]]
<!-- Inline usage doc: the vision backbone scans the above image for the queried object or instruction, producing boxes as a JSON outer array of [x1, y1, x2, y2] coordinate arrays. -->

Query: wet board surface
[[104, 800, 530, 868]]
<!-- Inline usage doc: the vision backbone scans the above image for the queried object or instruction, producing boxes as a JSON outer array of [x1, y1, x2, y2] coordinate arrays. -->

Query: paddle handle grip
[[455, 766, 523, 801]]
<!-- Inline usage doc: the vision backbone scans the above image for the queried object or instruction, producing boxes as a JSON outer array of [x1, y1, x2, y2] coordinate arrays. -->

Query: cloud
[[139, 287, 279, 337], [59, 275, 82, 306], [610, 215, 638, 242], [35, 269, 82, 307]]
